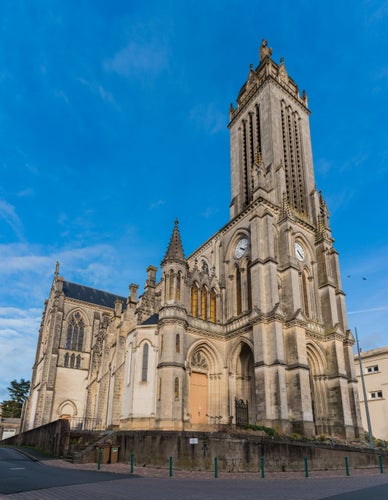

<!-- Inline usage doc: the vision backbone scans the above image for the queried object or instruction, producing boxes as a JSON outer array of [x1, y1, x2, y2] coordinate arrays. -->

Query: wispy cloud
[[316, 158, 333, 175], [0, 306, 41, 400], [189, 103, 226, 134], [348, 305, 388, 315], [17, 188, 34, 197], [200, 207, 219, 218], [78, 77, 117, 106], [104, 41, 169, 78], [52, 88, 70, 103], [366, 2, 388, 25], [149, 199, 165, 210], [0, 199, 24, 239]]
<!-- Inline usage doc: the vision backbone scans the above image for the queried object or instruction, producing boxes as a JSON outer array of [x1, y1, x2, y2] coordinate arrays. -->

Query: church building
[[23, 41, 363, 439]]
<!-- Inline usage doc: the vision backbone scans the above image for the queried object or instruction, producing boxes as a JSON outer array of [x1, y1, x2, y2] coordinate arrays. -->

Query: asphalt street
[[0, 447, 136, 495]]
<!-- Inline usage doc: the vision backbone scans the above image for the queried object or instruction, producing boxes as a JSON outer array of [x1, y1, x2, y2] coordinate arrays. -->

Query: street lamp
[[355, 327, 374, 449]]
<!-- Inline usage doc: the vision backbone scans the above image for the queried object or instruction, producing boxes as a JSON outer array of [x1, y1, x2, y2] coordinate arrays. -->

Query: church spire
[[162, 219, 185, 264]]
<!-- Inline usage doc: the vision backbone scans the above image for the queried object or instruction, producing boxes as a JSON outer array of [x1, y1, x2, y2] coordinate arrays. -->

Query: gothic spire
[[162, 219, 185, 264]]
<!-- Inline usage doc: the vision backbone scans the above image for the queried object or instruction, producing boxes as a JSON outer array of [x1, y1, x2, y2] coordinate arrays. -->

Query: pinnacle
[[162, 219, 185, 264]]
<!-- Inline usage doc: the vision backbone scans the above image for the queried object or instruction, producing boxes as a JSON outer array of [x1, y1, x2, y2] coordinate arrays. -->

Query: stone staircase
[[65, 430, 114, 463]]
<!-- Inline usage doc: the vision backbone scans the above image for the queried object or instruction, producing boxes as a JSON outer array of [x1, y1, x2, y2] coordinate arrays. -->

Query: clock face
[[234, 237, 248, 259], [295, 242, 305, 261]]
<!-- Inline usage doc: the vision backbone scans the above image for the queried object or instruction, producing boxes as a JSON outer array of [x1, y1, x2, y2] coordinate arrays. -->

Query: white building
[[354, 346, 388, 441]]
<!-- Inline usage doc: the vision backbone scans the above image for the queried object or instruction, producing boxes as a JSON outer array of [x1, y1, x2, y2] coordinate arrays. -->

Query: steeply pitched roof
[[162, 219, 185, 264], [62, 281, 126, 309], [140, 313, 159, 325]]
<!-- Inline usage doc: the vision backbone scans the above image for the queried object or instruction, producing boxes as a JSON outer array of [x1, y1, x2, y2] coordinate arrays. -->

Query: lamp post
[[355, 327, 374, 449]]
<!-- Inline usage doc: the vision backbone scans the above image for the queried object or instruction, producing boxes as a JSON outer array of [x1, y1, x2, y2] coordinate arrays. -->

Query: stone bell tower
[[229, 39, 314, 222], [226, 40, 363, 438]]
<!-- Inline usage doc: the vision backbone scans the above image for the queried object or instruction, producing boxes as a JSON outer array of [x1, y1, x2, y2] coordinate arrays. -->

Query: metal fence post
[[130, 452, 134, 473], [379, 455, 384, 474], [214, 457, 218, 478], [169, 456, 173, 477], [260, 456, 265, 478], [97, 448, 102, 470], [345, 456, 349, 476], [304, 457, 309, 478]]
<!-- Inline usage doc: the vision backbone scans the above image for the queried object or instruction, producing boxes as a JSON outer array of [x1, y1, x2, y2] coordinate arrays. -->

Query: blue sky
[[0, 0, 387, 402]]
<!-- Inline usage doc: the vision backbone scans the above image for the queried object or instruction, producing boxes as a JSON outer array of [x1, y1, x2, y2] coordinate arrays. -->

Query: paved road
[[1, 446, 388, 499], [0, 447, 136, 496]]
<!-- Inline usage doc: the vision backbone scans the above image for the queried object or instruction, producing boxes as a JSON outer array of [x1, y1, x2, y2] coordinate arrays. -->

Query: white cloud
[[77, 77, 116, 106], [0, 306, 41, 401], [200, 207, 219, 218], [189, 103, 226, 135], [0, 199, 24, 239], [104, 41, 168, 78], [149, 199, 165, 210], [17, 187, 34, 197], [348, 305, 388, 315], [53, 88, 70, 103], [316, 158, 333, 175]]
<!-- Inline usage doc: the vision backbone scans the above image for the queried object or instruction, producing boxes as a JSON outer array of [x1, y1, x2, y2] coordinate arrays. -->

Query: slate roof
[[140, 313, 159, 325], [62, 281, 126, 309]]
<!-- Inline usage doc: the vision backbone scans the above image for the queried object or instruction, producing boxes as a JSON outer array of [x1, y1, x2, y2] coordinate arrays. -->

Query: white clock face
[[295, 242, 305, 261], [234, 237, 248, 259]]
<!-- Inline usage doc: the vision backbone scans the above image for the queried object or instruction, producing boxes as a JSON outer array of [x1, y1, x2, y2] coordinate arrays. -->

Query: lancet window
[[201, 285, 208, 320], [210, 289, 217, 323], [174, 377, 180, 399], [302, 269, 310, 318], [236, 266, 242, 315], [247, 261, 252, 311], [65, 312, 85, 351], [141, 343, 149, 382], [168, 269, 174, 300], [281, 102, 306, 215], [176, 271, 181, 301], [191, 283, 199, 317], [70, 353, 75, 368]]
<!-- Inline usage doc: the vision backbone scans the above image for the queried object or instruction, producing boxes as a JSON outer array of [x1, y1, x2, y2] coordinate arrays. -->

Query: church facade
[[23, 41, 363, 439]]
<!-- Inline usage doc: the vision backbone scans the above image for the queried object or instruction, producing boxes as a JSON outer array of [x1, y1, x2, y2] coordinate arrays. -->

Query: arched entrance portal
[[307, 343, 330, 435], [188, 344, 221, 427], [232, 341, 255, 425], [57, 400, 77, 423], [189, 351, 209, 425]]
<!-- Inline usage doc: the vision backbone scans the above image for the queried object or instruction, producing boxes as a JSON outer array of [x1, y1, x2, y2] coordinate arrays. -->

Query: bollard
[[345, 456, 349, 476], [304, 457, 309, 478], [214, 457, 218, 478], [130, 452, 134, 473], [378, 455, 384, 474], [260, 456, 265, 478], [97, 448, 102, 470], [169, 456, 173, 477]]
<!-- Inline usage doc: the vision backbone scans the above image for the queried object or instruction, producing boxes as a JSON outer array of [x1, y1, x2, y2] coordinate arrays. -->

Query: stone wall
[[2, 418, 70, 457], [93, 431, 388, 472], [4, 424, 388, 473]]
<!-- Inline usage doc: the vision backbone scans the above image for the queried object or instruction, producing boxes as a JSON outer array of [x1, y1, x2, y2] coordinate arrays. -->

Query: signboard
[[189, 438, 198, 444]]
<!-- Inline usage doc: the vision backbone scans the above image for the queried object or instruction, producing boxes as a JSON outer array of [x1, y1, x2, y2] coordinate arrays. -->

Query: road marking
[[10, 467, 25, 470]]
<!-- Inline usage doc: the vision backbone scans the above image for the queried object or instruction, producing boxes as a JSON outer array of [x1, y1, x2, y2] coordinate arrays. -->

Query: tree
[[1, 378, 30, 418]]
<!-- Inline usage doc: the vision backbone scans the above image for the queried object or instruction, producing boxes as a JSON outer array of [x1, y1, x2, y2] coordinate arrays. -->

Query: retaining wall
[[79, 430, 388, 472], [1, 419, 70, 457]]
